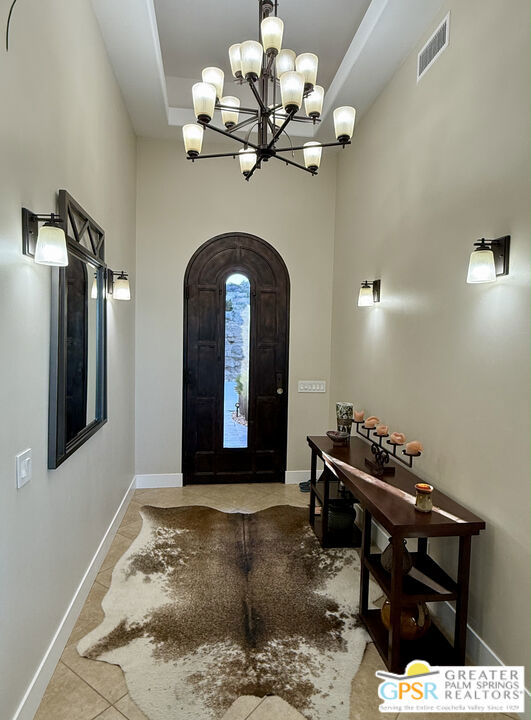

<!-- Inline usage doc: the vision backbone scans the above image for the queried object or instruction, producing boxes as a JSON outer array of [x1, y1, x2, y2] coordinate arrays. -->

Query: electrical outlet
[[298, 381, 326, 393], [16, 449, 32, 489]]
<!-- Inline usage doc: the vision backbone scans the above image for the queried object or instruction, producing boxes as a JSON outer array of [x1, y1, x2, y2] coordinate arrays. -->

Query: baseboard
[[12, 476, 136, 720], [368, 519, 530, 714], [135, 473, 183, 488], [285, 470, 310, 485]]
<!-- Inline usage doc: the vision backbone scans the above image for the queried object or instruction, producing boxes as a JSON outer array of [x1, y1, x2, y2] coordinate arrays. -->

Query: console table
[[307, 435, 486, 673]]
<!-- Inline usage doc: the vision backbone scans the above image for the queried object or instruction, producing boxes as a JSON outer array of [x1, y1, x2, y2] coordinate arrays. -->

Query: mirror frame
[[48, 190, 107, 469]]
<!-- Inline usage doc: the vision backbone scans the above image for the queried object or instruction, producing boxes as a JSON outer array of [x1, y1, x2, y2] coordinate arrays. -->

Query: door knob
[[276, 387, 284, 395]]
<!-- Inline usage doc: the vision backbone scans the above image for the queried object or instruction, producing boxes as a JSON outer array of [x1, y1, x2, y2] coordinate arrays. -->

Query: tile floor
[[34, 483, 516, 720]]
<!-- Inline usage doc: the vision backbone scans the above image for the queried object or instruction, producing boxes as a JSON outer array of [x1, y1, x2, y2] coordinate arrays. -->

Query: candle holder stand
[[354, 421, 421, 479]]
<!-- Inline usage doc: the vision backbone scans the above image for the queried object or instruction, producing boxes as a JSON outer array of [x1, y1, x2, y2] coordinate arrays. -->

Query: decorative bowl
[[326, 430, 350, 446]]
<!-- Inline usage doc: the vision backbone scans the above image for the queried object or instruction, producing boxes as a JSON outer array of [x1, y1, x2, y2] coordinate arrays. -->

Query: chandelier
[[181, 0, 356, 181]]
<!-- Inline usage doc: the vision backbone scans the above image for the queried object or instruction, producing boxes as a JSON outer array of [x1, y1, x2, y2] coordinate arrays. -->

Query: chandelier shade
[[228, 43, 242, 78], [295, 53, 318, 89], [239, 148, 257, 176], [261, 16, 284, 54], [303, 142, 322, 171], [276, 48, 296, 75], [240, 40, 263, 80], [183, 0, 355, 181], [182, 123, 204, 157], [192, 82, 216, 123], [333, 106, 356, 142], [201, 67, 224, 100], [304, 85, 324, 118], [280, 71, 304, 113], [220, 96, 240, 128]]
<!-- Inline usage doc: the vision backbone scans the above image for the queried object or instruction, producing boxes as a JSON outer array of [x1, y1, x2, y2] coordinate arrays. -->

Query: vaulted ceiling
[[92, 0, 444, 140]]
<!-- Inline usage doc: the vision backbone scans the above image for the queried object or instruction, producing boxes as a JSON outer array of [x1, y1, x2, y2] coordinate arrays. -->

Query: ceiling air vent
[[417, 12, 450, 81]]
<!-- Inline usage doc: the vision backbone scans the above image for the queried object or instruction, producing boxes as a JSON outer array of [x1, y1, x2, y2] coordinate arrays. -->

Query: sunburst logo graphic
[[376, 659, 439, 681]]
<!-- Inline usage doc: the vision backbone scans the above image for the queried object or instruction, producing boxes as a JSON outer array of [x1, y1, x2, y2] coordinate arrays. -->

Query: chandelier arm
[[245, 161, 260, 182], [270, 152, 316, 175], [186, 152, 239, 160], [245, 120, 260, 145], [247, 79, 269, 115], [216, 103, 258, 115], [227, 116, 260, 134], [267, 108, 297, 149], [274, 140, 351, 153], [200, 121, 260, 150]]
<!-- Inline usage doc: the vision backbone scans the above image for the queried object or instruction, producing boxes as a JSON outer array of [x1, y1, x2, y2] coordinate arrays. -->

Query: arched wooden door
[[183, 233, 290, 484]]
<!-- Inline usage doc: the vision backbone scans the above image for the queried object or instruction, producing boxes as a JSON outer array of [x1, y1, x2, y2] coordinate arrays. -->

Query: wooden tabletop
[[307, 436, 486, 538]]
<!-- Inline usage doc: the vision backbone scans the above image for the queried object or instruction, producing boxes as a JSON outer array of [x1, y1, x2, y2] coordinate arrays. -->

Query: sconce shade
[[280, 71, 304, 113], [304, 85, 324, 118], [261, 16, 284, 54], [295, 53, 318, 89], [228, 43, 242, 77], [182, 123, 204, 156], [240, 40, 263, 80], [220, 96, 240, 128], [201, 67, 224, 100], [467, 248, 496, 283], [276, 48, 295, 76], [34, 223, 68, 266], [303, 142, 322, 171], [192, 82, 216, 123], [239, 148, 257, 176], [333, 106, 356, 142], [358, 283, 374, 307], [113, 273, 131, 301]]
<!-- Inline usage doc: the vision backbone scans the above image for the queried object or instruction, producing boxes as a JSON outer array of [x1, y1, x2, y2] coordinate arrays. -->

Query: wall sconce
[[467, 236, 510, 284], [107, 270, 131, 301], [22, 208, 68, 266], [358, 279, 381, 307]]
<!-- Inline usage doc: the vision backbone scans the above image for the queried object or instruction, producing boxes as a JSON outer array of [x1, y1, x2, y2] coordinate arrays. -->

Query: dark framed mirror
[[48, 191, 107, 468]]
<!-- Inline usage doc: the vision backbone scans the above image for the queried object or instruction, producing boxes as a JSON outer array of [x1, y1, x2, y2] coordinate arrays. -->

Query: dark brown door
[[183, 233, 290, 484]]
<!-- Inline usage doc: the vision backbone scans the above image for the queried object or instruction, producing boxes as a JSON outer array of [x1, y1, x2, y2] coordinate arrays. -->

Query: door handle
[[276, 372, 284, 395]]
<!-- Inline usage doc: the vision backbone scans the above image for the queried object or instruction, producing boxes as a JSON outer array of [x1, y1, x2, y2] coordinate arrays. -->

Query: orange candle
[[405, 440, 423, 455], [376, 424, 389, 436], [354, 410, 365, 422], [364, 416, 379, 428], [390, 432, 406, 445]]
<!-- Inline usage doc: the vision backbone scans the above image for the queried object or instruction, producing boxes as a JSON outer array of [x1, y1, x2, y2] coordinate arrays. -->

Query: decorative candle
[[354, 410, 365, 422], [376, 424, 389, 436], [364, 416, 379, 428], [336, 402, 354, 434], [415, 483, 433, 513], [390, 432, 406, 445], [405, 441, 423, 455]]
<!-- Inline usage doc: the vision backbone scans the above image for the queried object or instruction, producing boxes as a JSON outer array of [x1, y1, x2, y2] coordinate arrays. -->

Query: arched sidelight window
[[223, 273, 250, 448]]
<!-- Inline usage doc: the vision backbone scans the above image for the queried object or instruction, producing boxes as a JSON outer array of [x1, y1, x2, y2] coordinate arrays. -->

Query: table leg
[[359, 508, 372, 615], [309, 448, 317, 526], [322, 467, 330, 545], [389, 535, 404, 672], [417, 537, 428, 555], [454, 535, 472, 664]]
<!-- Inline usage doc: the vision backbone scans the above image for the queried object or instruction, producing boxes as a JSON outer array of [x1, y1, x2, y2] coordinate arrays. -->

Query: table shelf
[[361, 608, 457, 668], [364, 552, 458, 603]]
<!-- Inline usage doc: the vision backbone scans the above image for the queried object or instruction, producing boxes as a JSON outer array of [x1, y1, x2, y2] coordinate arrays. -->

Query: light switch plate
[[16, 449, 32, 489], [298, 381, 326, 393]]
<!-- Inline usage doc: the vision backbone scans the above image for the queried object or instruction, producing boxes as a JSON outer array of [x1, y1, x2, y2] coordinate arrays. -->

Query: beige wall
[[331, 0, 530, 674], [0, 1, 136, 717], [135, 139, 337, 475]]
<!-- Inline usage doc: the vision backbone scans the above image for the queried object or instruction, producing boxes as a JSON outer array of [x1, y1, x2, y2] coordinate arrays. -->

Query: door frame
[[182, 232, 290, 484]]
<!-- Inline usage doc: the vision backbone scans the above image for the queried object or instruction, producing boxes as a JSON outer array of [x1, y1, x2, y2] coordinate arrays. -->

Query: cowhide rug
[[78, 505, 370, 719]]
